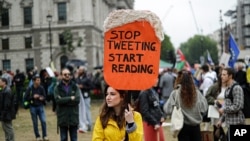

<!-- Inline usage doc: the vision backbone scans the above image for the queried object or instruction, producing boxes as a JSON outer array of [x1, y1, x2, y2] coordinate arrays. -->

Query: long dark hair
[[99, 85, 128, 129], [175, 70, 197, 108]]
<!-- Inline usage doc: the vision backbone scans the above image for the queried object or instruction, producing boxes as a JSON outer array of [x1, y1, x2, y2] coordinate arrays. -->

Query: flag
[[207, 50, 214, 65], [176, 49, 185, 62], [228, 33, 240, 68], [176, 49, 190, 70], [185, 61, 191, 71]]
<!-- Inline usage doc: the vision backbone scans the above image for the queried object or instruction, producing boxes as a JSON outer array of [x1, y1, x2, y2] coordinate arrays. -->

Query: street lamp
[[47, 14, 52, 64], [219, 10, 223, 55]]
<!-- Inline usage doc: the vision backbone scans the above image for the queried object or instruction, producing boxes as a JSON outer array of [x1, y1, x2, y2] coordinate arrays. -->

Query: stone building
[[0, 0, 134, 73], [224, 0, 250, 59]]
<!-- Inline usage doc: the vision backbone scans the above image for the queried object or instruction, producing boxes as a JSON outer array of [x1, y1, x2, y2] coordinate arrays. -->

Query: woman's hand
[[124, 104, 134, 123], [154, 124, 160, 130]]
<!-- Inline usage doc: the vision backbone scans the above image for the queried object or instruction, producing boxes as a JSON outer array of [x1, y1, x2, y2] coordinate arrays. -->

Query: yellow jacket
[[247, 67, 250, 83], [92, 111, 143, 141]]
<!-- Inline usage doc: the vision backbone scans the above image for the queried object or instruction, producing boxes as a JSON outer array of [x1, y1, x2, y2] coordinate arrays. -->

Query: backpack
[[23, 87, 33, 109], [225, 83, 250, 118]]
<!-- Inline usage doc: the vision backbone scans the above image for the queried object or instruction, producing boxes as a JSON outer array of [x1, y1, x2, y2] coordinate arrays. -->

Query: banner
[[207, 50, 214, 65], [219, 52, 230, 67], [228, 33, 240, 68]]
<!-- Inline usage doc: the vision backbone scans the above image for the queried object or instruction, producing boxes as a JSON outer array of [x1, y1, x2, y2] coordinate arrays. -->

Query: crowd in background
[[0, 59, 250, 141]]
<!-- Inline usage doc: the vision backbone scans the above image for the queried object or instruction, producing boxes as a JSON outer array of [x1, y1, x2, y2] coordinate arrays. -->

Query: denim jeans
[[30, 105, 47, 138], [84, 97, 92, 130], [60, 126, 78, 141]]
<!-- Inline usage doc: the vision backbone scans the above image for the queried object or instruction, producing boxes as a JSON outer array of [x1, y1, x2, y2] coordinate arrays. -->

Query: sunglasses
[[63, 73, 71, 76]]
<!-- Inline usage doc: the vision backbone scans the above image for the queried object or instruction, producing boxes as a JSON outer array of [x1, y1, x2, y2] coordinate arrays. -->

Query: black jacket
[[75, 75, 93, 98], [139, 88, 165, 126], [24, 85, 46, 107], [54, 80, 80, 126], [0, 86, 16, 121]]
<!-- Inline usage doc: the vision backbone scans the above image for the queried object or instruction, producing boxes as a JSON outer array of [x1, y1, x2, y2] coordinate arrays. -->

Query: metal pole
[[48, 20, 52, 63], [220, 10, 223, 55]]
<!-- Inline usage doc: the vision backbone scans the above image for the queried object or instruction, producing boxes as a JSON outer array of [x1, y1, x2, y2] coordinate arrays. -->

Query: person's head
[[105, 86, 127, 108], [16, 69, 20, 74], [175, 70, 197, 108], [78, 66, 87, 76], [100, 85, 128, 129], [0, 77, 8, 88], [61, 68, 71, 83], [32, 74, 41, 87], [201, 64, 209, 73], [237, 62, 245, 71], [221, 67, 235, 86]]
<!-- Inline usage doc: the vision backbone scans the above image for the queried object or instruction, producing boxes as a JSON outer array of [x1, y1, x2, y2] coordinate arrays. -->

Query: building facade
[[224, 0, 250, 58], [0, 0, 134, 73]]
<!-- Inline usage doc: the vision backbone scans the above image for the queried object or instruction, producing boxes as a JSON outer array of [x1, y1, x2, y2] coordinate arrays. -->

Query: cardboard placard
[[104, 21, 161, 90], [45, 67, 55, 77]]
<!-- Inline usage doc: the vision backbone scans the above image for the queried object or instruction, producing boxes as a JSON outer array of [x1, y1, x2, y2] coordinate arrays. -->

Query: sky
[[134, 0, 237, 48]]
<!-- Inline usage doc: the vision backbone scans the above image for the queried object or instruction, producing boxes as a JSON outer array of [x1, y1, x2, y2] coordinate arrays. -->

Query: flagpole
[[219, 10, 223, 55]]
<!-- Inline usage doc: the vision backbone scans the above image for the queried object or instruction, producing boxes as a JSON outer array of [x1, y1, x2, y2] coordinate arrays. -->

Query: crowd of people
[[0, 66, 104, 141], [0, 59, 250, 141]]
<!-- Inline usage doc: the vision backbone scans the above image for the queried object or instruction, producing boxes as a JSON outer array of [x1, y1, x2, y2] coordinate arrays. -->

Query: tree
[[180, 35, 218, 65], [61, 29, 83, 54], [160, 34, 175, 64]]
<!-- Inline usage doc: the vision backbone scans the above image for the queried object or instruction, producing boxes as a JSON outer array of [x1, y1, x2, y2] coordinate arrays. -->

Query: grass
[[0, 100, 177, 141]]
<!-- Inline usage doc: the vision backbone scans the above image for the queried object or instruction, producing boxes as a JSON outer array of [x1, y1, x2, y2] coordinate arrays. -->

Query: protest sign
[[103, 10, 163, 90]]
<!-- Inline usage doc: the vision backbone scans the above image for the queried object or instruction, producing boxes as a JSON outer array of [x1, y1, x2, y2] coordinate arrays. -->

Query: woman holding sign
[[92, 85, 143, 141]]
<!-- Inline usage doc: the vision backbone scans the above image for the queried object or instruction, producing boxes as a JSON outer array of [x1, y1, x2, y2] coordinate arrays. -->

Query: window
[[59, 34, 66, 45], [25, 37, 32, 49], [1, 8, 9, 26], [2, 60, 11, 71], [2, 38, 9, 50], [25, 58, 34, 72], [58, 2, 67, 21], [24, 7, 32, 25]]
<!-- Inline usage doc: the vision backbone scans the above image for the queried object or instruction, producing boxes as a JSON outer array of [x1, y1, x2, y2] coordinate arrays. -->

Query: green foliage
[[160, 34, 175, 63], [180, 35, 218, 65], [61, 29, 83, 54]]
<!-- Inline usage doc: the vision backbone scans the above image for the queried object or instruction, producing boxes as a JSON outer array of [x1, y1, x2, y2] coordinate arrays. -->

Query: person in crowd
[[1, 69, 12, 87], [47, 72, 59, 112], [13, 69, 26, 113], [75, 66, 93, 131], [139, 79, 166, 141], [23, 74, 49, 141], [159, 68, 175, 104], [40, 69, 52, 102], [205, 66, 227, 141], [199, 64, 215, 130], [247, 59, 250, 85], [199, 64, 216, 96], [165, 70, 208, 141], [92, 85, 143, 141], [234, 62, 250, 118], [0, 78, 15, 141], [217, 67, 245, 140], [54, 68, 80, 141], [234, 62, 248, 87]]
